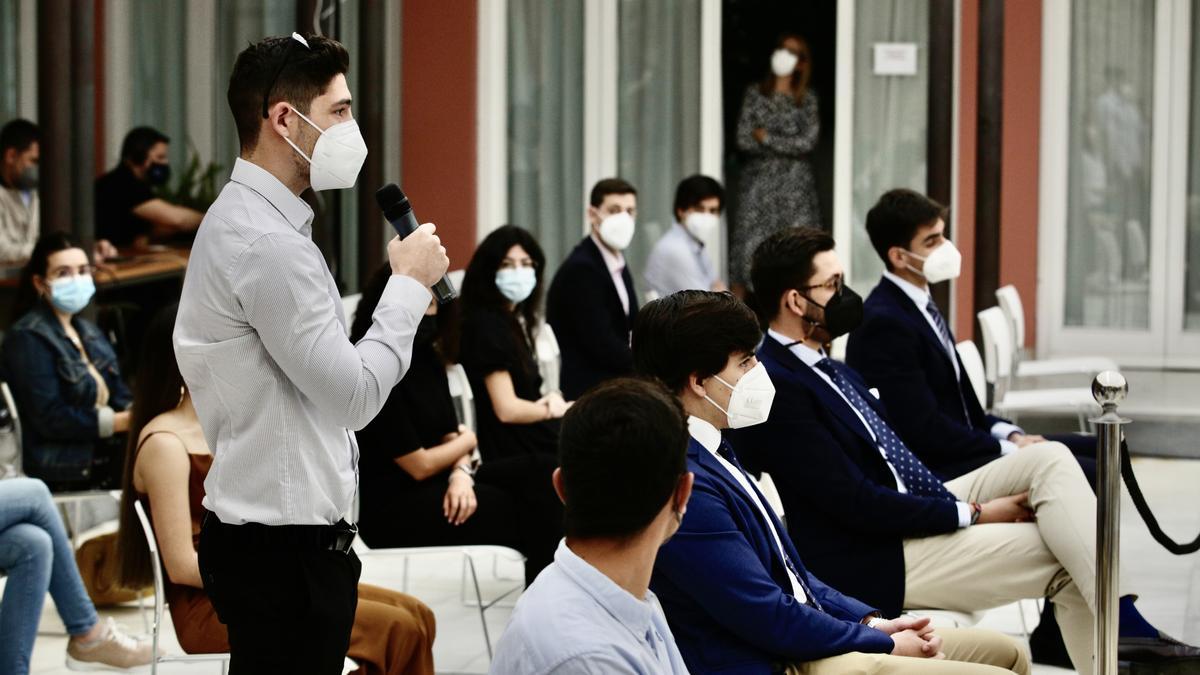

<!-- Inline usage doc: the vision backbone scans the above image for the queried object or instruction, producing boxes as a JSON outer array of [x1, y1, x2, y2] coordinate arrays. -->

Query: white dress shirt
[[175, 158, 431, 526], [688, 415, 808, 602], [767, 330, 971, 528], [591, 233, 631, 316], [881, 272, 1022, 453]]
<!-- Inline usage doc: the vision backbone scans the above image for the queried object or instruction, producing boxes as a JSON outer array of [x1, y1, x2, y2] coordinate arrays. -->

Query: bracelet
[[970, 502, 983, 526], [450, 464, 475, 484]]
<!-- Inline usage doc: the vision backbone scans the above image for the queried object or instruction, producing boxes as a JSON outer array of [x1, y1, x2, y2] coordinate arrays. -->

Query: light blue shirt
[[490, 539, 690, 675], [643, 223, 716, 298]]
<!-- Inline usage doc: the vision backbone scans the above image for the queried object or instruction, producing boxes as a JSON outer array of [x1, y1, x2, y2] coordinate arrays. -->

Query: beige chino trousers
[[786, 626, 1030, 674], [903, 441, 1117, 675]]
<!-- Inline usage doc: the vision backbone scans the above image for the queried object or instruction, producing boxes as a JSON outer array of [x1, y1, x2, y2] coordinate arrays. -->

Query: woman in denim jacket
[[1, 233, 131, 489]]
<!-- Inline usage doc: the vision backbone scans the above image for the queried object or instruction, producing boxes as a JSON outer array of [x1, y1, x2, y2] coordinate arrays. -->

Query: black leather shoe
[[1119, 633, 1200, 665]]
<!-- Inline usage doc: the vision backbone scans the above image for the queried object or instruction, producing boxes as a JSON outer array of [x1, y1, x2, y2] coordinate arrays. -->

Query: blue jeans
[[0, 478, 98, 675]]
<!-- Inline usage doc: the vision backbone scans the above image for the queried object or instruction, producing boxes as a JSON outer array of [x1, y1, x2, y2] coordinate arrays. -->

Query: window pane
[[1065, 0, 1154, 329], [850, 0, 929, 288], [1186, 3, 1200, 332], [0, 0, 21, 123], [617, 0, 703, 287], [507, 0, 585, 279]]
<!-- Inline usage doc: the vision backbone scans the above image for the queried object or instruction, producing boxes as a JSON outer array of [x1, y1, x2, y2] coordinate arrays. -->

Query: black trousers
[[198, 514, 362, 675], [359, 453, 563, 583]]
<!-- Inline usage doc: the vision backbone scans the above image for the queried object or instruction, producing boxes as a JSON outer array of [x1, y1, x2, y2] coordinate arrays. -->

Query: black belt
[[202, 511, 358, 555]]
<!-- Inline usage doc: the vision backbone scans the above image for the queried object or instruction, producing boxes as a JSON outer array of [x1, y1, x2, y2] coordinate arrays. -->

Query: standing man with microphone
[[174, 33, 448, 673]]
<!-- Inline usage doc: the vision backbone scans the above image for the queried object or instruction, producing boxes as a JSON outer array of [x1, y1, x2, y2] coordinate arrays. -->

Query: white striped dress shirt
[[174, 158, 430, 526]]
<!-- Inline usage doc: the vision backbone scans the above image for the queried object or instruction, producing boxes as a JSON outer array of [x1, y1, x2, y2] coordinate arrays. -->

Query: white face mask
[[683, 212, 720, 241], [598, 211, 636, 251], [906, 240, 962, 284], [704, 362, 777, 429], [771, 49, 799, 77], [495, 267, 537, 304], [284, 108, 368, 191]]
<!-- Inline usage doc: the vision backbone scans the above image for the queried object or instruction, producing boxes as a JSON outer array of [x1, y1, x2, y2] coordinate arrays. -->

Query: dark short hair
[[632, 290, 762, 393], [227, 35, 351, 153], [864, 189, 947, 271], [120, 126, 169, 165], [0, 119, 39, 154], [673, 174, 724, 218], [750, 226, 835, 323], [558, 377, 689, 539], [589, 177, 638, 208]]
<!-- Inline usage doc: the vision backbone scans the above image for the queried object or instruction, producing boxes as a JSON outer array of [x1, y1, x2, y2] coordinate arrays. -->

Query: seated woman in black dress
[[457, 225, 567, 461], [351, 264, 562, 582]]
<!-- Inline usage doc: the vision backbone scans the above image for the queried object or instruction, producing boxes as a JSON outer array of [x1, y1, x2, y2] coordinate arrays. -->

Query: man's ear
[[266, 101, 295, 141], [674, 471, 695, 517], [782, 288, 805, 319], [686, 372, 707, 400], [886, 245, 908, 272], [551, 467, 567, 506]]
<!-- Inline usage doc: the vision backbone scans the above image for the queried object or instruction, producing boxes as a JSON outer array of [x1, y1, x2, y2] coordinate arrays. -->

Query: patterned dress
[[733, 85, 821, 285]]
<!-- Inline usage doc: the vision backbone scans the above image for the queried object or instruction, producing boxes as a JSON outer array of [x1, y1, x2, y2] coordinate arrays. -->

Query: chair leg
[[464, 554, 493, 660], [137, 590, 150, 634]]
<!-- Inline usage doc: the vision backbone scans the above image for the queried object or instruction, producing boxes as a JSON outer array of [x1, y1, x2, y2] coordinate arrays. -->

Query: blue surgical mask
[[48, 275, 95, 315], [495, 267, 537, 304]]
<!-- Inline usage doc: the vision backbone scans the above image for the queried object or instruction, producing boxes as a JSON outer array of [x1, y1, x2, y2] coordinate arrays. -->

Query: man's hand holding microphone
[[388, 222, 450, 292]]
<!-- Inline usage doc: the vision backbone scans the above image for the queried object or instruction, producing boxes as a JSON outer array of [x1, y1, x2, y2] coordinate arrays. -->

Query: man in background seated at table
[[94, 126, 203, 250], [490, 377, 693, 675], [0, 119, 41, 264], [644, 174, 727, 298]]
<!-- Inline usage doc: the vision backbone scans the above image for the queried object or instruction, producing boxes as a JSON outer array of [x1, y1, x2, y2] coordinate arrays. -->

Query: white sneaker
[[65, 617, 152, 671]]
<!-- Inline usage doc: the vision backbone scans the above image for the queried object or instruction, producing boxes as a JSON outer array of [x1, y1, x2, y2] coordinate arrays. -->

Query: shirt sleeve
[[231, 232, 431, 430], [990, 421, 1023, 442]]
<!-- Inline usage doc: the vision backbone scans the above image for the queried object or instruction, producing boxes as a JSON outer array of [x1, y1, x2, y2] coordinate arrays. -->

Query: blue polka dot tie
[[813, 358, 956, 502]]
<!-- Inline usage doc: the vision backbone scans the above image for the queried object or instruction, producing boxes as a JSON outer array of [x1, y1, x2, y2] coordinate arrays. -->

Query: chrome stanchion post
[[1091, 371, 1129, 675]]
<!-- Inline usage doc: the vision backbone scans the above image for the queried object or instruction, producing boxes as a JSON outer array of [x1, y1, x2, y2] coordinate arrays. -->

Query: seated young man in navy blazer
[[845, 188, 1101, 666], [632, 290, 1028, 675], [734, 226, 1200, 672], [845, 188, 1097, 487], [546, 178, 640, 399]]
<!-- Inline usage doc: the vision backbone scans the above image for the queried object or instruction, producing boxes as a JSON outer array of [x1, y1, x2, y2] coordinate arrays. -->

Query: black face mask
[[803, 284, 864, 340], [146, 162, 171, 186], [415, 315, 439, 346]]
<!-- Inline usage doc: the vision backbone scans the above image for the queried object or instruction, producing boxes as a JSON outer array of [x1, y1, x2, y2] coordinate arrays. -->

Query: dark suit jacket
[[730, 337, 960, 617], [845, 277, 1009, 479], [651, 437, 894, 674], [545, 237, 638, 399]]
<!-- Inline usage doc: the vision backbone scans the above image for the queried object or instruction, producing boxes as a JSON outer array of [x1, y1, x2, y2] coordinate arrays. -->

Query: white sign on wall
[[873, 42, 919, 76]]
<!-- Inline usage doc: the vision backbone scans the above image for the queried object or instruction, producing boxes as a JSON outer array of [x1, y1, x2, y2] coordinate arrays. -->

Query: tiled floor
[[24, 458, 1200, 674]]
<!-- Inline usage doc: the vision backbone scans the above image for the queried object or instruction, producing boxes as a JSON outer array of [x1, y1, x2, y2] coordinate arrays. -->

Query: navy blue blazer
[[545, 237, 638, 399], [845, 277, 1008, 479], [730, 337, 960, 617], [651, 436, 893, 674]]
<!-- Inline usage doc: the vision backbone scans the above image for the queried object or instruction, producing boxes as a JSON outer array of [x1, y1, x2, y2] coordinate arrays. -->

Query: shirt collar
[[590, 233, 626, 273], [766, 328, 825, 367], [553, 539, 655, 639], [687, 415, 723, 457], [672, 221, 705, 250], [882, 270, 931, 310], [230, 158, 315, 236]]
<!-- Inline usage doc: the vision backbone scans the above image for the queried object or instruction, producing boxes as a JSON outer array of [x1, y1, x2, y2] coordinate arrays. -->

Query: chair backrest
[[132, 500, 167, 659], [994, 285, 1025, 355], [341, 294, 362, 330], [752, 471, 786, 518], [447, 269, 466, 292], [0, 382, 22, 476], [955, 341, 988, 410], [976, 307, 1015, 386], [446, 363, 476, 432], [534, 322, 562, 396]]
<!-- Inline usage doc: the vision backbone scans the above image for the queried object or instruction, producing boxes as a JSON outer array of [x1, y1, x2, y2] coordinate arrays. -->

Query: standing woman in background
[[733, 32, 821, 292]]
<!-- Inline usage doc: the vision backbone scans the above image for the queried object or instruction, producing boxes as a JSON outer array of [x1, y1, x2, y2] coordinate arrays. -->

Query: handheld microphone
[[375, 183, 457, 304]]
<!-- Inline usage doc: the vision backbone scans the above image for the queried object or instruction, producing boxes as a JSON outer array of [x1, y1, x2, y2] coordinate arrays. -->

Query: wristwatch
[[970, 502, 983, 526], [866, 616, 887, 630]]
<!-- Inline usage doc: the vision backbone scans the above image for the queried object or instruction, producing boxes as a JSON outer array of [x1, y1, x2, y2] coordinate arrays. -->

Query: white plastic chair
[[955, 341, 988, 410], [994, 285, 1117, 378], [446, 363, 476, 432], [351, 538, 525, 660], [976, 308, 1096, 430], [133, 500, 230, 674], [341, 293, 362, 331], [751, 472, 786, 520], [534, 322, 562, 396]]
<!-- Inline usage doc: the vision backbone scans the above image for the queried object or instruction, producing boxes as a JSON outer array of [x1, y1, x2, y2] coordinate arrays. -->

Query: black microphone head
[[375, 183, 406, 210]]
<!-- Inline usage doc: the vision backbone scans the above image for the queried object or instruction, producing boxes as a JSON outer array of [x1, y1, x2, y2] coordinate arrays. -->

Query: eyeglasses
[[801, 275, 843, 295], [261, 33, 311, 119]]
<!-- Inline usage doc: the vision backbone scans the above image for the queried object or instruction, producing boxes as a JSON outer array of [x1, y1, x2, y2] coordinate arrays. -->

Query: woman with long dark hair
[[457, 225, 566, 461], [733, 32, 821, 289], [1, 232, 131, 489], [352, 262, 562, 582], [114, 304, 437, 675]]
